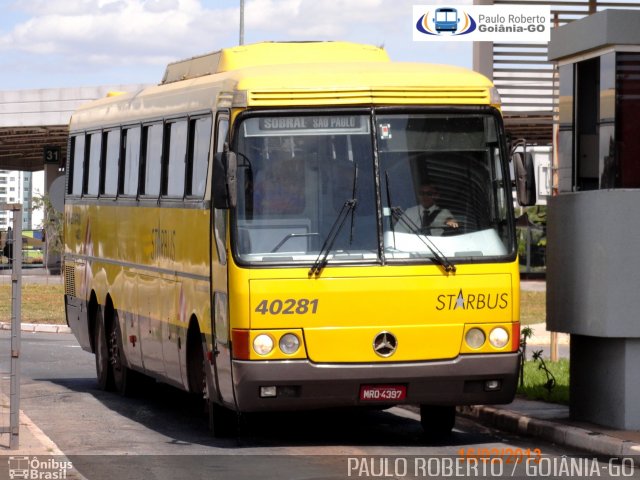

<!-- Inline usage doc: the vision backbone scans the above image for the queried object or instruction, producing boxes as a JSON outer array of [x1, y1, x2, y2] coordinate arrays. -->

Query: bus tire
[[208, 400, 239, 438], [420, 405, 455, 440], [109, 310, 141, 396], [94, 306, 115, 391], [190, 332, 239, 437]]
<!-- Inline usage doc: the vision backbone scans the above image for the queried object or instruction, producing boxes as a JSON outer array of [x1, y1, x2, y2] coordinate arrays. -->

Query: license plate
[[359, 385, 407, 402]]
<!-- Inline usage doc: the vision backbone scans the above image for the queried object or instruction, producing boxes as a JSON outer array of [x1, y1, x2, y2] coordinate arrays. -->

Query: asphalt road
[[0, 331, 623, 480]]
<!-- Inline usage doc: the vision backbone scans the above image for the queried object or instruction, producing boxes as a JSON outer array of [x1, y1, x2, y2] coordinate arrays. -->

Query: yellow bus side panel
[[65, 202, 212, 333]]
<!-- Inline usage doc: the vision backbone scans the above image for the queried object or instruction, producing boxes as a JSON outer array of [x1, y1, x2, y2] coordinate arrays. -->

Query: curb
[[0, 322, 71, 334], [458, 405, 640, 458]]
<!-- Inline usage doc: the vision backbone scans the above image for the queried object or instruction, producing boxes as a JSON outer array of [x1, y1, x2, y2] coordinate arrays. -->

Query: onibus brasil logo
[[415, 7, 477, 36], [7, 456, 73, 479]]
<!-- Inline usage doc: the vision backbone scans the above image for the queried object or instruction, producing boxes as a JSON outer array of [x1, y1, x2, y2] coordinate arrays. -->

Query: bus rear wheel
[[420, 405, 455, 440], [94, 306, 115, 391], [108, 310, 143, 396]]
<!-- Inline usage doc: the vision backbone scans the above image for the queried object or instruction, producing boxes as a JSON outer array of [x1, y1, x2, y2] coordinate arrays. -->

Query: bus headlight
[[465, 328, 486, 349], [279, 333, 300, 355], [489, 327, 509, 348], [253, 334, 274, 356]]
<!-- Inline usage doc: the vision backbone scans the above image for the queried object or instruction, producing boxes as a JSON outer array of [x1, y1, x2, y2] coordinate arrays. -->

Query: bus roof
[[69, 42, 497, 131], [162, 41, 390, 84]]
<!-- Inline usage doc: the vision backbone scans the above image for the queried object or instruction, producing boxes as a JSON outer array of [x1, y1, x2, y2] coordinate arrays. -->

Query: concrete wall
[[571, 336, 640, 429], [547, 189, 640, 337]]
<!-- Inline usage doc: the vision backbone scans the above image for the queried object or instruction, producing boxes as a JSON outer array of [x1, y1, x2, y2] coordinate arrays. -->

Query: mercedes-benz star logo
[[373, 331, 398, 357]]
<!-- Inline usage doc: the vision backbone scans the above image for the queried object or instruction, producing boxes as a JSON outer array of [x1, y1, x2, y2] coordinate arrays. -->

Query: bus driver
[[396, 183, 459, 235]]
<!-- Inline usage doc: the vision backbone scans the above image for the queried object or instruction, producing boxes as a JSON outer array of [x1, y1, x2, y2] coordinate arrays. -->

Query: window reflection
[[232, 112, 514, 266]]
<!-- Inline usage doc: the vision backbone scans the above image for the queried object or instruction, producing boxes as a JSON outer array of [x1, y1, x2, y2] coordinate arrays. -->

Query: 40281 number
[[254, 298, 319, 315]]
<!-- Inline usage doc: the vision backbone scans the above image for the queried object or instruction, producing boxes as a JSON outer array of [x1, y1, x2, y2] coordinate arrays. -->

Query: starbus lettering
[[436, 289, 509, 311], [151, 228, 176, 261]]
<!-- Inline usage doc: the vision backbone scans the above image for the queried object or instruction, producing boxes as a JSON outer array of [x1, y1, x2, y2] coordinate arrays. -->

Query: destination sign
[[244, 115, 369, 137], [259, 116, 361, 130]]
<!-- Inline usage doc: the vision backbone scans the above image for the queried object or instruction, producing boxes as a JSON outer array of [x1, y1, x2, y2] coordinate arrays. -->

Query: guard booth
[[547, 10, 640, 429]]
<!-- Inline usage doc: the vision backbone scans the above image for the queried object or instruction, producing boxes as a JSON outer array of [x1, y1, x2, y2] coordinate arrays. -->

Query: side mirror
[[212, 151, 237, 209], [226, 151, 237, 209], [513, 151, 536, 206]]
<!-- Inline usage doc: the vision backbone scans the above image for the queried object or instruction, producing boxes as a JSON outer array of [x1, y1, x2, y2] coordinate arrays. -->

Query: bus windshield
[[233, 111, 514, 266]]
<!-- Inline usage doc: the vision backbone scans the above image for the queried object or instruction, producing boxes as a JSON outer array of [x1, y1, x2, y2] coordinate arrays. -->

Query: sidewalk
[[459, 398, 640, 458], [526, 322, 569, 347], [461, 312, 640, 459], [0, 322, 70, 333], [0, 270, 62, 285], [0, 392, 65, 456]]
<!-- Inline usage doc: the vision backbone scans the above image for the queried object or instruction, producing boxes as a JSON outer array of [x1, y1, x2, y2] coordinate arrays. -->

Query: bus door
[[210, 112, 235, 406]]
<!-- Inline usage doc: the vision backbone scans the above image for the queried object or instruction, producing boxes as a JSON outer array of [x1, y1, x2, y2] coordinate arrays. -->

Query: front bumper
[[232, 352, 520, 412]]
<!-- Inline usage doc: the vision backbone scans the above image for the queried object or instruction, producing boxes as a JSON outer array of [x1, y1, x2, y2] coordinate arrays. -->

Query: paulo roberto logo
[[416, 7, 477, 36]]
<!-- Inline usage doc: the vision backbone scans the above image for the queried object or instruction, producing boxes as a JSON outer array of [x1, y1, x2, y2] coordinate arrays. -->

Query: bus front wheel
[[207, 400, 239, 438], [420, 405, 455, 439], [190, 333, 239, 437]]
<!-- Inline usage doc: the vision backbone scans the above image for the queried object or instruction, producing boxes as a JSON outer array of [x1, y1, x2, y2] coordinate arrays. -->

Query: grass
[[517, 358, 570, 405], [520, 290, 546, 325], [0, 283, 65, 324]]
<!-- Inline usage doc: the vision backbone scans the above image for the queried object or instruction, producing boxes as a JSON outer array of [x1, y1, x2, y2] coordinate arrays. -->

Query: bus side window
[[142, 123, 163, 197], [69, 135, 85, 196], [186, 115, 212, 198], [121, 126, 141, 197], [163, 119, 188, 198], [85, 131, 102, 196], [101, 129, 120, 196]]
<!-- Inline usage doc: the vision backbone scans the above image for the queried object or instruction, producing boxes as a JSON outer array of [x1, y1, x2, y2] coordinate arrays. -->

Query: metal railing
[[0, 202, 22, 449]]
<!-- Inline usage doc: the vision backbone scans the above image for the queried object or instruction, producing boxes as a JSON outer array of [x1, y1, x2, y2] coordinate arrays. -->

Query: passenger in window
[[396, 182, 458, 235], [253, 152, 305, 216]]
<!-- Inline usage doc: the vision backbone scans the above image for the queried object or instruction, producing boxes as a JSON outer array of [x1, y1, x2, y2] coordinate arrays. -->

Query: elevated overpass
[[0, 84, 149, 178]]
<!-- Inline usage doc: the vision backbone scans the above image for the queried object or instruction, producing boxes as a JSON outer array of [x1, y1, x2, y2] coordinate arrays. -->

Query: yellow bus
[[64, 41, 523, 438]]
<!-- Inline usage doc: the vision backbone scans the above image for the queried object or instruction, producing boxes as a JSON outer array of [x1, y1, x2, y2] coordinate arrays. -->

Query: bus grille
[[64, 264, 76, 297], [247, 88, 490, 106]]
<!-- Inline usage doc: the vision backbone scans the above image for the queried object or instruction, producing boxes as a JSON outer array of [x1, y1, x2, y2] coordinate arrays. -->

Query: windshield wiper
[[389, 207, 456, 273], [308, 198, 358, 277], [348, 162, 358, 245], [309, 162, 359, 277], [384, 171, 456, 273]]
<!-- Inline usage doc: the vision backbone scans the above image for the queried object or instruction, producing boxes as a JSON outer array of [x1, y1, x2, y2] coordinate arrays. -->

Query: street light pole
[[239, 0, 245, 45]]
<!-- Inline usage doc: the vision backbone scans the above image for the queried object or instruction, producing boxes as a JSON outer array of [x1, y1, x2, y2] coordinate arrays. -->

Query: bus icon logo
[[415, 8, 477, 36], [8, 457, 29, 479], [434, 8, 459, 32]]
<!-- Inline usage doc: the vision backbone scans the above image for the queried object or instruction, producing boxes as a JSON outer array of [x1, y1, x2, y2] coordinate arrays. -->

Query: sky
[[0, 0, 473, 90]]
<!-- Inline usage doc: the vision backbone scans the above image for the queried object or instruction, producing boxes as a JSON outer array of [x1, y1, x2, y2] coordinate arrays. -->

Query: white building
[[0, 169, 44, 231]]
